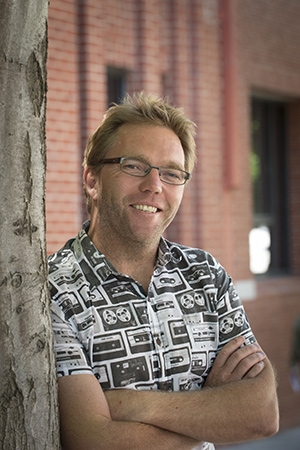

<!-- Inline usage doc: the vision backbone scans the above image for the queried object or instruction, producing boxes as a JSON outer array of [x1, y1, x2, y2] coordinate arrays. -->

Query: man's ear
[[83, 167, 99, 200]]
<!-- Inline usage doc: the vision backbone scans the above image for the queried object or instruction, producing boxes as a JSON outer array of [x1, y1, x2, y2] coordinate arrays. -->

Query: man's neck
[[111, 253, 157, 292], [88, 225, 160, 291]]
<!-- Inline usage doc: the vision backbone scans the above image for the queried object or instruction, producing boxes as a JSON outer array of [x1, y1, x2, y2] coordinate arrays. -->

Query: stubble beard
[[96, 205, 164, 257], [96, 191, 179, 257]]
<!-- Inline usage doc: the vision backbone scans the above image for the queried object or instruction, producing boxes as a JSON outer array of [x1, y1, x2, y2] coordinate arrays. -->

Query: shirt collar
[[157, 237, 183, 267], [74, 222, 183, 286], [72, 221, 114, 286]]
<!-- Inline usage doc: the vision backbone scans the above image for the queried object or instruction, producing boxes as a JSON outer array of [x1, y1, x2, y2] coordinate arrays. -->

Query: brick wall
[[234, 0, 300, 430], [46, 0, 82, 250], [245, 278, 300, 429], [46, 0, 300, 431]]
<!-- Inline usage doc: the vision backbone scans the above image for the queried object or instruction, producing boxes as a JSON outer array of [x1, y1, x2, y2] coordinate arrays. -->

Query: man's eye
[[124, 162, 144, 172], [164, 170, 181, 180]]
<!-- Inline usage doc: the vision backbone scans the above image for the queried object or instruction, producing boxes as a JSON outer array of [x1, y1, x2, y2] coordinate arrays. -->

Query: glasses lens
[[120, 158, 149, 176], [159, 169, 187, 185], [120, 158, 189, 185]]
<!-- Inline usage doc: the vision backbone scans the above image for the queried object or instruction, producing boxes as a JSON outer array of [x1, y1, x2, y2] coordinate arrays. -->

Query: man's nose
[[139, 167, 163, 193]]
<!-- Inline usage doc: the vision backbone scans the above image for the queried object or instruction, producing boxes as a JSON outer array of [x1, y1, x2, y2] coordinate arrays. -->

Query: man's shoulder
[[48, 237, 77, 275], [48, 222, 90, 268]]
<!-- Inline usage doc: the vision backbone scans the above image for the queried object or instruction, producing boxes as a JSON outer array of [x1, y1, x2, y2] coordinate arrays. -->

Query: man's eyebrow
[[124, 154, 185, 170]]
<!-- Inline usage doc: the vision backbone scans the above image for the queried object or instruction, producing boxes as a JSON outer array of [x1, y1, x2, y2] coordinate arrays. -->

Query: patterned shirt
[[49, 222, 255, 450]]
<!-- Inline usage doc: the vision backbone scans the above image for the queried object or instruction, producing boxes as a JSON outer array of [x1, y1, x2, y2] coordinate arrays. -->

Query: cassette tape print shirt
[[49, 221, 256, 450]]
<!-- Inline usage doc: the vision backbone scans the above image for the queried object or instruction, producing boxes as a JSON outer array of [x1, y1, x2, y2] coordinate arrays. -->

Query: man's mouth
[[132, 204, 158, 213]]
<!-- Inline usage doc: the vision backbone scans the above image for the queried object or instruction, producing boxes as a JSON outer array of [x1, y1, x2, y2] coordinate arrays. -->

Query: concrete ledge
[[234, 279, 257, 301]]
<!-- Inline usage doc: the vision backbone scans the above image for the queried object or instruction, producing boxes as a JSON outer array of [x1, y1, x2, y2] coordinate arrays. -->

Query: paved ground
[[217, 427, 300, 450]]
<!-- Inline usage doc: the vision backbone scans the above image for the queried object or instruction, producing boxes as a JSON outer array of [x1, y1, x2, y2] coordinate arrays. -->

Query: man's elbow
[[254, 361, 280, 438], [255, 396, 280, 439]]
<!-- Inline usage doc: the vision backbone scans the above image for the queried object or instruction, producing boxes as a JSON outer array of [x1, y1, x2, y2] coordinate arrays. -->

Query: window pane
[[249, 98, 290, 275], [107, 67, 126, 106]]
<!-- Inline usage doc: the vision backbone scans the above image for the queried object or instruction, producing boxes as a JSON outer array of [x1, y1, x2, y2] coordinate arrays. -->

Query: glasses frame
[[99, 157, 191, 185]]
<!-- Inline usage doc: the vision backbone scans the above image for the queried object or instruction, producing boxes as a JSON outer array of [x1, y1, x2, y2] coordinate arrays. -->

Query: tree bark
[[0, 1, 60, 448]]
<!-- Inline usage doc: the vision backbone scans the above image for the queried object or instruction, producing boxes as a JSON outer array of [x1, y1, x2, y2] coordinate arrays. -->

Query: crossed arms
[[58, 336, 279, 450]]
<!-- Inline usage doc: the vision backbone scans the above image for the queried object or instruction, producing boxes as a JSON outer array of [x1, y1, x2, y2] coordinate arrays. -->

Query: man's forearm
[[105, 359, 279, 445], [141, 361, 278, 444], [61, 414, 200, 450], [58, 373, 200, 450]]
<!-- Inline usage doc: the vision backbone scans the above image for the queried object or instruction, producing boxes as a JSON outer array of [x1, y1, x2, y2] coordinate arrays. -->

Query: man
[[49, 92, 279, 450]]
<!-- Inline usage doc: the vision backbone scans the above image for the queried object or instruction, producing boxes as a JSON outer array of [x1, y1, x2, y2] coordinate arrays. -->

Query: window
[[249, 98, 290, 275], [106, 67, 127, 106]]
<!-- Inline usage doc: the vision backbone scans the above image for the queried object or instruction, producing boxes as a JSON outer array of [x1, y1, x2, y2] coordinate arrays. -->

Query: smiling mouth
[[132, 204, 159, 213]]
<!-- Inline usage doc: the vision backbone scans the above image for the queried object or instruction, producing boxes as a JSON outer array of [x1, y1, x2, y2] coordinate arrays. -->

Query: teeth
[[133, 204, 158, 213]]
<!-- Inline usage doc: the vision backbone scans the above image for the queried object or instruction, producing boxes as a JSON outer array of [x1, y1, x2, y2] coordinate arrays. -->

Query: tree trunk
[[0, 1, 60, 448]]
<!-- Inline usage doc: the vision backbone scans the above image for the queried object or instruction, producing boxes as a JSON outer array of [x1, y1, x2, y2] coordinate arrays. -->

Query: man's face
[[93, 124, 186, 247]]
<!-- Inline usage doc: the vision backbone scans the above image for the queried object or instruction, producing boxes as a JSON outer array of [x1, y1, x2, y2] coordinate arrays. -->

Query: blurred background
[[46, 0, 300, 435]]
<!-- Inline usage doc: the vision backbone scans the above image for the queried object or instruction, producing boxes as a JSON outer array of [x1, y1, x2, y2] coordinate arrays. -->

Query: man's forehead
[[102, 123, 186, 171]]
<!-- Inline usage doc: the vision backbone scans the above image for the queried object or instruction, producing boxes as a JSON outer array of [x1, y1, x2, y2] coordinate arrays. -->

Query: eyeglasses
[[100, 157, 190, 185], [99, 157, 191, 185]]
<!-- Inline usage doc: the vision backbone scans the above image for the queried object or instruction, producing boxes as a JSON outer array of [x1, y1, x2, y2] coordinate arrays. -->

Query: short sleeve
[[51, 301, 94, 377], [214, 262, 256, 348]]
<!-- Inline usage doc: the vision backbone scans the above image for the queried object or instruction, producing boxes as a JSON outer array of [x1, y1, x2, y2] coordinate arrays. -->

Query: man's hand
[[204, 336, 266, 388]]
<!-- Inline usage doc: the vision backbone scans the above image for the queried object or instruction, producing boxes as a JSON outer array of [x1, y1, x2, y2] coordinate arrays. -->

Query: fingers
[[228, 346, 266, 381], [225, 343, 266, 374], [215, 337, 265, 372], [244, 360, 265, 379], [204, 337, 266, 388], [212, 335, 246, 369]]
